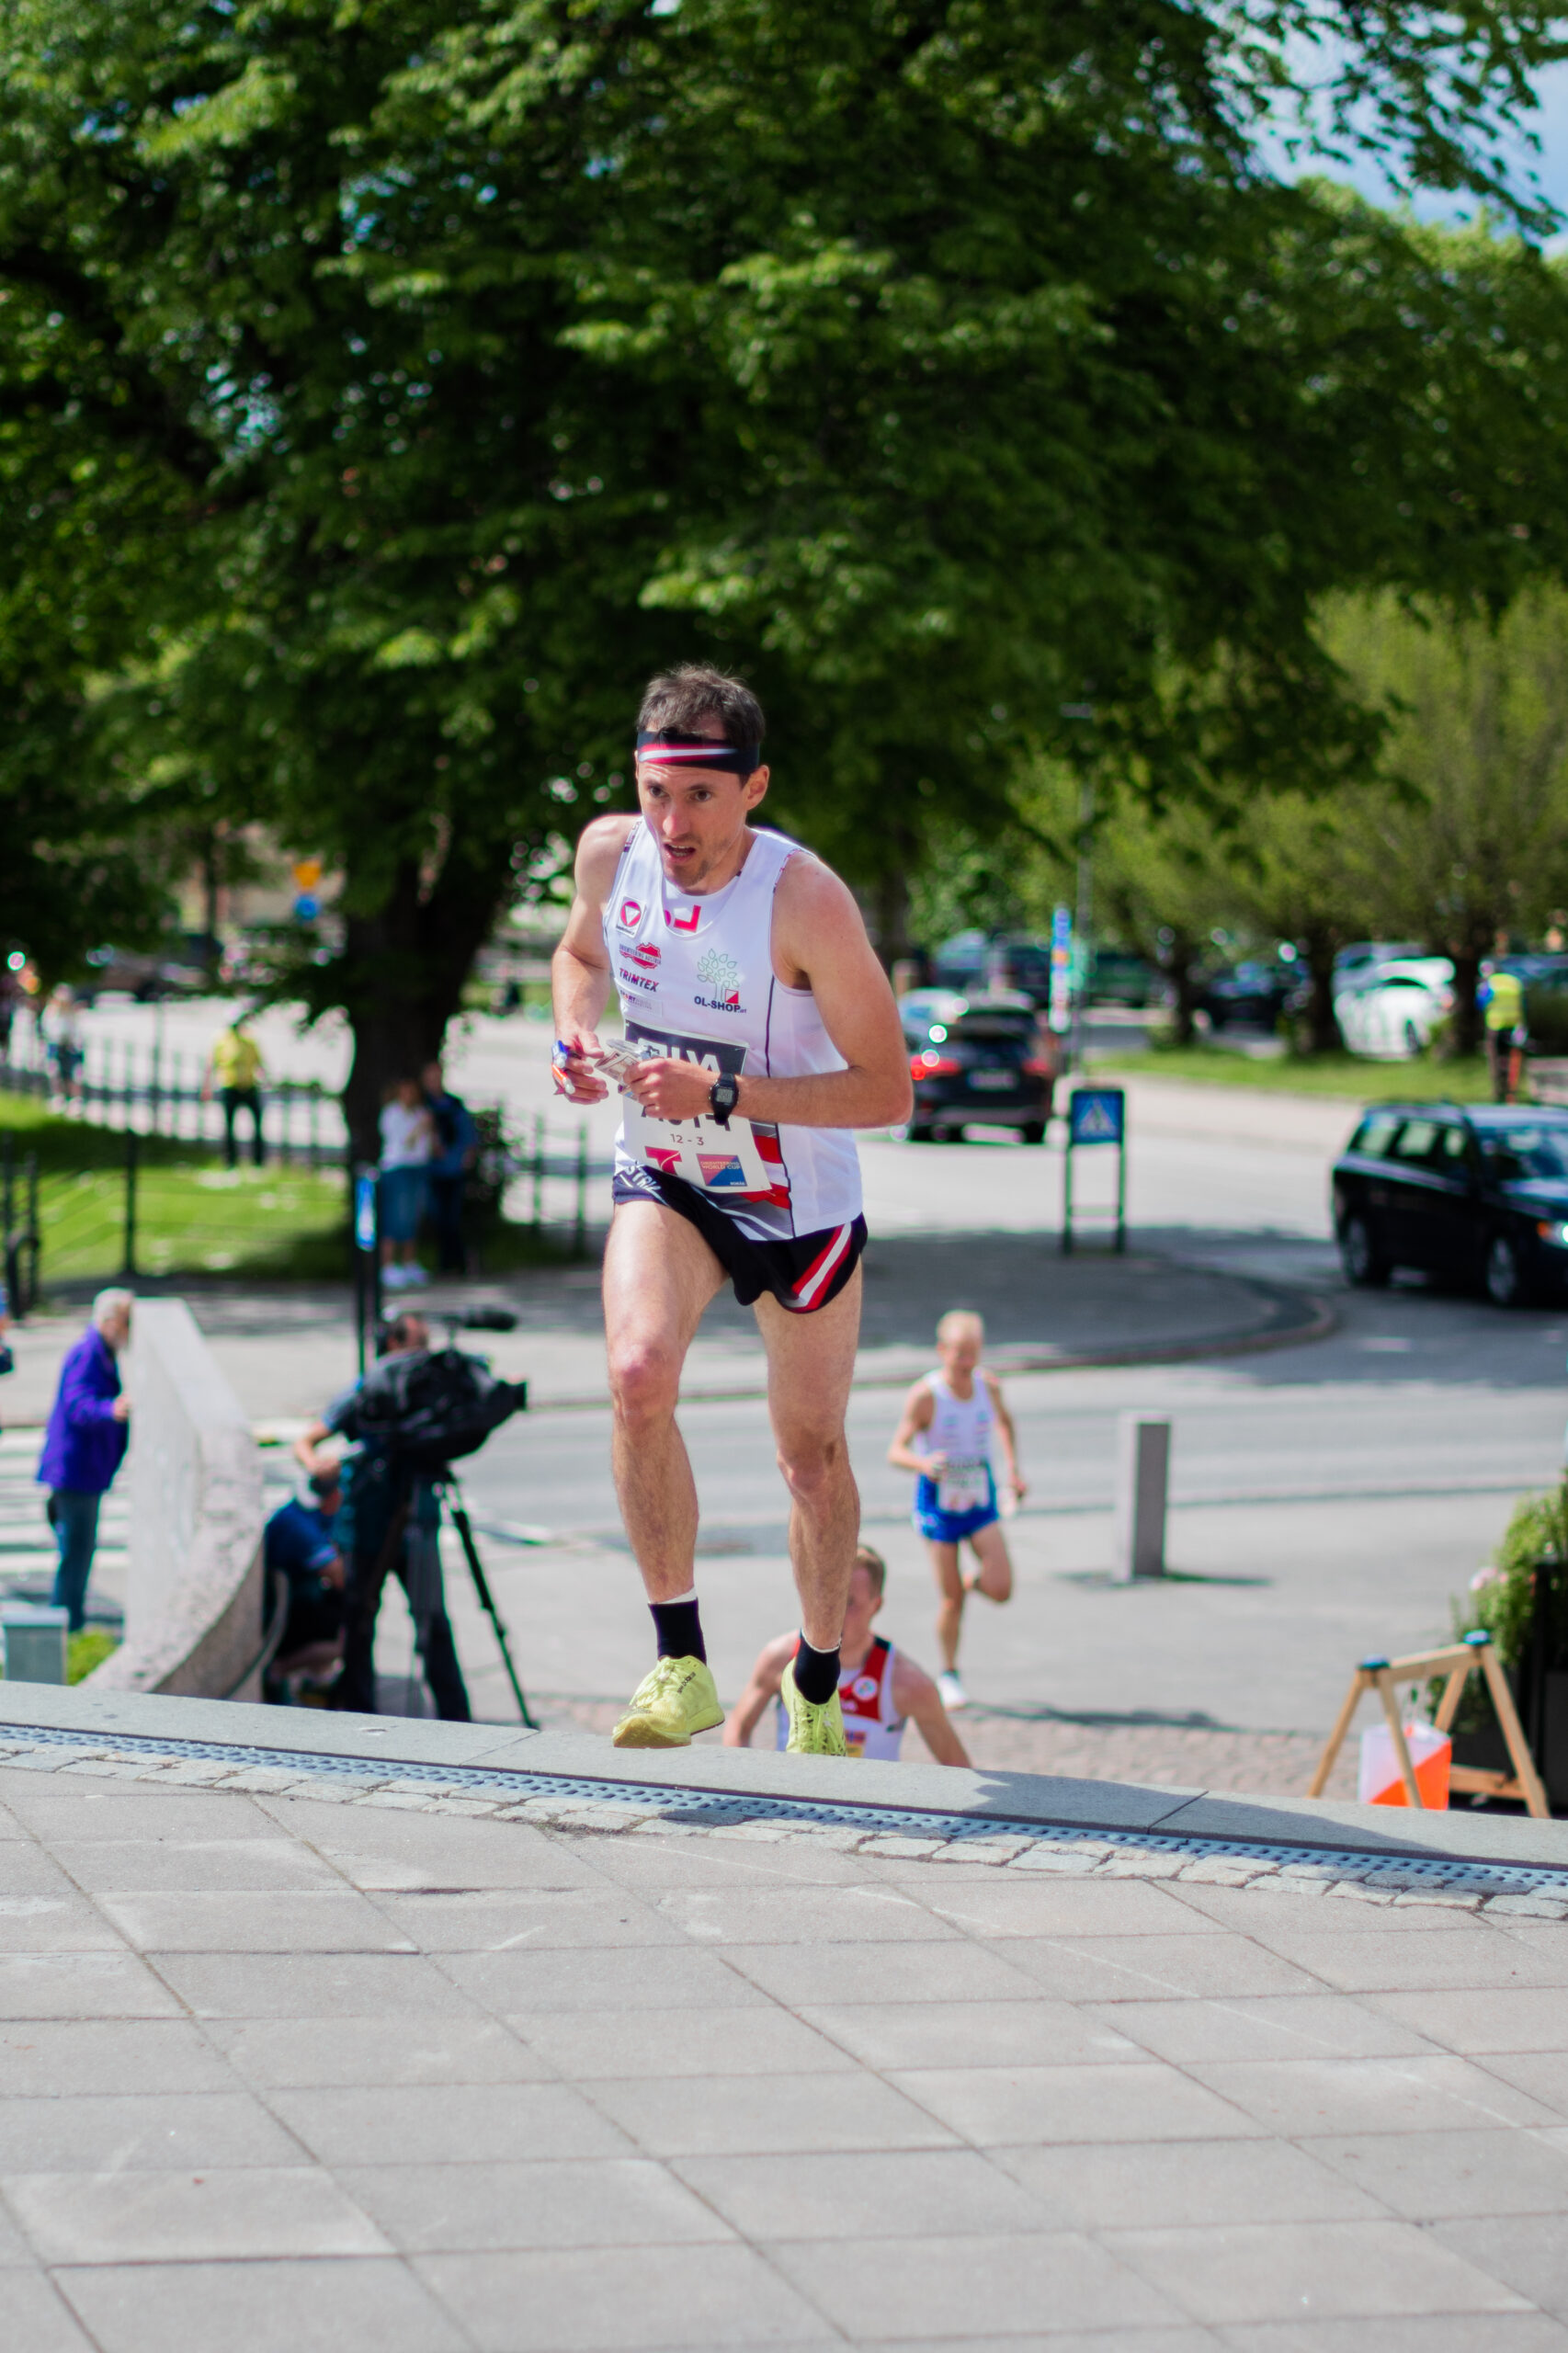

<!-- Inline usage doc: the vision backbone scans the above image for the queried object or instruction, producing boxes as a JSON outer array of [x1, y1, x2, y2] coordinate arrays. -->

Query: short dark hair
[[853, 1542, 887, 1597], [377, 1312, 429, 1356], [638, 664, 765, 754]]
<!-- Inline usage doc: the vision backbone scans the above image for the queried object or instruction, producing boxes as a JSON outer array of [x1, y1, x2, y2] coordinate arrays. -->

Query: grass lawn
[[1095, 1044, 1494, 1103], [2, 1092, 569, 1287]]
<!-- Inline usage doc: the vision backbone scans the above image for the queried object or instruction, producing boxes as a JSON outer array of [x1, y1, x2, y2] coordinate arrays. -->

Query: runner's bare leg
[[603, 1200, 726, 1602], [927, 1540, 965, 1669], [965, 1518, 1014, 1603], [755, 1265, 864, 1651]]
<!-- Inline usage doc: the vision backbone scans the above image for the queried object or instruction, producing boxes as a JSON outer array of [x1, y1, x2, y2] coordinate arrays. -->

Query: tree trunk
[[869, 826, 916, 973], [871, 864, 913, 973], [201, 827, 222, 973], [1300, 928, 1344, 1055], [1160, 930, 1206, 1047], [1450, 947, 1486, 1057], [336, 829, 515, 1166]]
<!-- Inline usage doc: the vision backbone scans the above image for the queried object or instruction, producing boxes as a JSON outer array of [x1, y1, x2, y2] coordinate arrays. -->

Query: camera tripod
[[434, 1466, 539, 1729]]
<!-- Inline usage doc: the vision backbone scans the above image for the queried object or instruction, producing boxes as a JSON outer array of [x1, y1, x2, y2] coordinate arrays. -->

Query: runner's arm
[[893, 1654, 971, 1768], [887, 1381, 941, 1474], [984, 1370, 1025, 1497], [623, 858, 912, 1130], [723, 1635, 796, 1745], [551, 818, 636, 1102]]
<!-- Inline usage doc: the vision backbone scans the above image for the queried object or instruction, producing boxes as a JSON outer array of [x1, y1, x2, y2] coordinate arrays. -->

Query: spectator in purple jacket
[[36, 1289, 133, 1631]]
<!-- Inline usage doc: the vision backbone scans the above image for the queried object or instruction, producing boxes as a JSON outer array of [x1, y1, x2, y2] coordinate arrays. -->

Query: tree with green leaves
[[7, 0, 1568, 1142], [1322, 585, 1568, 1049]]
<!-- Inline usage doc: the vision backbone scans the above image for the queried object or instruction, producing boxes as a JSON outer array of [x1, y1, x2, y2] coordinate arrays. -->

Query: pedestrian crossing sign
[[1069, 1087, 1125, 1146], [353, 1170, 378, 1253]]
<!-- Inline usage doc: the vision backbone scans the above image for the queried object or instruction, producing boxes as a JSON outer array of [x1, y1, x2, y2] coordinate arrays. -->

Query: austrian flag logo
[[695, 949, 742, 1009], [624, 940, 660, 973]]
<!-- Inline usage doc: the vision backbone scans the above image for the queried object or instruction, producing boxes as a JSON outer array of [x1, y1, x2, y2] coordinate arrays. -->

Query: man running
[[551, 665, 911, 1755], [887, 1308, 1024, 1711], [724, 1543, 971, 1765]]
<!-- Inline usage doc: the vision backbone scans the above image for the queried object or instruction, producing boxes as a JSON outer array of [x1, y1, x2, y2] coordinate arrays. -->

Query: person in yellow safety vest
[[205, 1013, 267, 1167], [1481, 961, 1524, 1104]]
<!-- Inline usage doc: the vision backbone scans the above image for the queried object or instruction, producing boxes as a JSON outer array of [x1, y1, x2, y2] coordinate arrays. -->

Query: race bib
[[624, 1096, 778, 1195], [937, 1460, 991, 1515]]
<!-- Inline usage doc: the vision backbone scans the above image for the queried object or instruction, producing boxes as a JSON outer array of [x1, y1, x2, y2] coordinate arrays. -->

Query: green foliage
[[1452, 1479, 1568, 1673], [1097, 1045, 1494, 1100], [67, 1631, 119, 1685], [8, 0, 1568, 1100], [1322, 585, 1568, 1048]]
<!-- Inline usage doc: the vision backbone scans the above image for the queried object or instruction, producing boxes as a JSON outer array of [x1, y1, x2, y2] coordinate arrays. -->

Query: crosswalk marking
[[0, 1429, 127, 1626]]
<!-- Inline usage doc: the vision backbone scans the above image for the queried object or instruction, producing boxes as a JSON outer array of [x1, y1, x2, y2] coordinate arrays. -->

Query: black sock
[[650, 1594, 706, 1664], [792, 1634, 841, 1706]]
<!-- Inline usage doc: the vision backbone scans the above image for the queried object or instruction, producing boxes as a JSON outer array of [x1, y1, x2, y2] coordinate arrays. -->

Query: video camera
[[343, 1346, 527, 1472], [347, 1306, 527, 1472]]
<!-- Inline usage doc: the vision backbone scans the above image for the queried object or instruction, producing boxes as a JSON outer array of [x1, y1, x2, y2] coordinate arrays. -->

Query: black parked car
[[1088, 948, 1165, 1008], [1199, 958, 1299, 1031], [1333, 1103, 1568, 1306], [899, 990, 1055, 1143]]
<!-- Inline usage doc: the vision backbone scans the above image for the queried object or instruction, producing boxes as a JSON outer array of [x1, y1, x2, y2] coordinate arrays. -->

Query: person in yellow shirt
[[1482, 958, 1524, 1105], [206, 1013, 267, 1167]]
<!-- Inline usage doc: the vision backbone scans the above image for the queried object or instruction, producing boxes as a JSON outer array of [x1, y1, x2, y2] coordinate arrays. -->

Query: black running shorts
[[612, 1165, 867, 1314]]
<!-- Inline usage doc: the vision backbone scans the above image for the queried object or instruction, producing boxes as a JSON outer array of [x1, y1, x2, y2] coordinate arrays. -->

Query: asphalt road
[[443, 1279, 1568, 1741]]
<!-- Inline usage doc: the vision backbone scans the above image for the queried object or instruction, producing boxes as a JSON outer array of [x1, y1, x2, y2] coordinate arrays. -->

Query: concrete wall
[[90, 1299, 267, 1700]]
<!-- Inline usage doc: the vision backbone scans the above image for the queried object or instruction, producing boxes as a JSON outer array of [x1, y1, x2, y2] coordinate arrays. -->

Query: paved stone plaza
[[4, 1692, 1568, 2351]]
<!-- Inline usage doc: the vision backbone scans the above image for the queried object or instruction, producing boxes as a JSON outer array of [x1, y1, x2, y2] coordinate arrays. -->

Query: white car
[[1335, 958, 1455, 1059]]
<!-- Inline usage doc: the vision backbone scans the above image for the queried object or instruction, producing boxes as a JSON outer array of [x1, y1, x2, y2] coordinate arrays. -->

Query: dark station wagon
[[899, 989, 1056, 1144], [1333, 1102, 1568, 1306]]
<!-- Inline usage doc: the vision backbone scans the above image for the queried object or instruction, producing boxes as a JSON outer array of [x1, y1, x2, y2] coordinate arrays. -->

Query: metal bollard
[[2, 1604, 69, 1684], [1114, 1414, 1169, 1581]]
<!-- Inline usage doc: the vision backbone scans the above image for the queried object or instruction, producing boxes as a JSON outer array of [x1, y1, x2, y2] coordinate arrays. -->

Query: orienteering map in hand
[[592, 1041, 654, 1087]]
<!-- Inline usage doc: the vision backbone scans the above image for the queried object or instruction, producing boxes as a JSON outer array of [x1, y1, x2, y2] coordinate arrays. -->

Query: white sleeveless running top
[[605, 820, 863, 1241], [775, 1636, 905, 1760], [915, 1370, 997, 1516]]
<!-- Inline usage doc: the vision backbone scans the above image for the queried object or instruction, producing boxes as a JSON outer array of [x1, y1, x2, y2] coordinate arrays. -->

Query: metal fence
[[1, 1137, 40, 1314], [0, 1035, 347, 1165], [0, 1096, 612, 1308]]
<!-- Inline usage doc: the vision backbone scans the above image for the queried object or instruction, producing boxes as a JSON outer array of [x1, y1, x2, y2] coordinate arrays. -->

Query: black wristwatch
[[708, 1073, 741, 1128]]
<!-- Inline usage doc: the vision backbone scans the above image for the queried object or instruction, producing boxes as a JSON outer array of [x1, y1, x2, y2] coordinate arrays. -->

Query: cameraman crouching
[[293, 1312, 471, 1722]]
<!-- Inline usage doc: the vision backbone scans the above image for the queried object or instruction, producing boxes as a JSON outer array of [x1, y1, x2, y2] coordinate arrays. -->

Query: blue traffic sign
[[1069, 1086, 1125, 1147], [354, 1171, 378, 1253]]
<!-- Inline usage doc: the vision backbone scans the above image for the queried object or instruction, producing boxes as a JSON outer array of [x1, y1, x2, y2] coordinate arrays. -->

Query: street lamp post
[[1061, 703, 1096, 1075]]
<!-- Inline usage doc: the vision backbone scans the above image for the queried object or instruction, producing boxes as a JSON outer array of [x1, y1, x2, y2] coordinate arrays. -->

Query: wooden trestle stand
[[1307, 1629, 1551, 1821]]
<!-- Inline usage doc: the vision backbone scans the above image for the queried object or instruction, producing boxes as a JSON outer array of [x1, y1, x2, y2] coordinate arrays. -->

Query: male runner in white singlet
[[888, 1309, 1024, 1711], [551, 665, 912, 1754], [723, 1545, 971, 1766]]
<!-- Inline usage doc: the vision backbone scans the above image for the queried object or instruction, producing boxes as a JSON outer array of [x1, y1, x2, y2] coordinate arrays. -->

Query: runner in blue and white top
[[888, 1310, 1025, 1713], [551, 664, 913, 1759]]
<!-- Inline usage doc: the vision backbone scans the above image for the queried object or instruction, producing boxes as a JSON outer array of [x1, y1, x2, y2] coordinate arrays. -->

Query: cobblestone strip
[[1, 1727, 1563, 1916]]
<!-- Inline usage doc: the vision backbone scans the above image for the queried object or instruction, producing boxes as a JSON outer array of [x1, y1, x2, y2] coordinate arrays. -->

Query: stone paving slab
[[4, 1706, 1568, 2351], [6, 1681, 1568, 1875]]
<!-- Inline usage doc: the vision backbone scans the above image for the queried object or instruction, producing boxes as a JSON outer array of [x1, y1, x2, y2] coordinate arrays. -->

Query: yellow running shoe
[[778, 1660, 848, 1757], [612, 1655, 723, 1749]]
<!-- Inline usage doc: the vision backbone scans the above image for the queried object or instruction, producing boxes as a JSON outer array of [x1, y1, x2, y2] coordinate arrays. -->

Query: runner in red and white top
[[551, 665, 912, 1757], [723, 1546, 971, 1766]]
